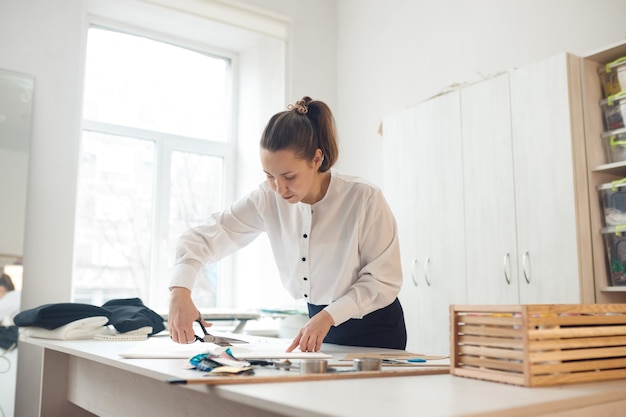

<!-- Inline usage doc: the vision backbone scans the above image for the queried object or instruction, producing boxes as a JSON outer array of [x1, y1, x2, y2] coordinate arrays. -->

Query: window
[[73, 27, 233, 310]]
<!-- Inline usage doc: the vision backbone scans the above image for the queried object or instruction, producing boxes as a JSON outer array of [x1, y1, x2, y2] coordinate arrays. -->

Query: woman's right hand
[[168, 287, 210, 344]]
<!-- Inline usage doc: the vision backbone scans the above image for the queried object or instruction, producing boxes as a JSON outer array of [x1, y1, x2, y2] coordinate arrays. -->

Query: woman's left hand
[[286, 310, 334, 352]]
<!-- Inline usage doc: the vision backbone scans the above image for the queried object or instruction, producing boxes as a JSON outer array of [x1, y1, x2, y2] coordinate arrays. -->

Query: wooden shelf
[[601, 286, 626, 293], [593, 161, 626, 174]]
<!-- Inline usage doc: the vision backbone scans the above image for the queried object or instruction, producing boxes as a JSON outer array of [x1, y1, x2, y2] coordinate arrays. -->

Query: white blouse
[[170, 170, 403, 326]]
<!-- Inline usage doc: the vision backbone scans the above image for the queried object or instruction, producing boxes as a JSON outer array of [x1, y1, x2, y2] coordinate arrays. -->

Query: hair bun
[[287, 98, 308, 114]]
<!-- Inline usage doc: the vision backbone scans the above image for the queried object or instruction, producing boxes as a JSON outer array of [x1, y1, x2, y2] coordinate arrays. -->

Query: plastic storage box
[[602, 127, 626, 163], [598, 56, 626, 97], [601, 92, 626, 131], [601, 226, 626, 285], [597, 178, 626, 226]]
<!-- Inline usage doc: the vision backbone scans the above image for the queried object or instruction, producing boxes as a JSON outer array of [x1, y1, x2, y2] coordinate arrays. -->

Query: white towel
[[22, 316, 109, 340]]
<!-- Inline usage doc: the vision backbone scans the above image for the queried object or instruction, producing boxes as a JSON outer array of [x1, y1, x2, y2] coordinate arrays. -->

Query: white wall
[[238, 0, 338, 109], [0, 150, 28, 257], [0, 0, 85, 309], [332, 0, 626, 185]]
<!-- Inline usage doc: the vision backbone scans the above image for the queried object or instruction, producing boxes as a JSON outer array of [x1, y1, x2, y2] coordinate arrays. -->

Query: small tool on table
[[194, 315, 249, 346]]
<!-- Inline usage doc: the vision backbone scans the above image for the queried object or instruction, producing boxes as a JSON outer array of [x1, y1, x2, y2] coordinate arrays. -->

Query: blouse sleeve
[[169, 188, 266, 290]]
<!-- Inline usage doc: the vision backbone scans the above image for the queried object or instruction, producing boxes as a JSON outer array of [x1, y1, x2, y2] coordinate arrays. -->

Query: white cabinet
[[509, 53, 587, 303], [383, 90, 467, 355], [461, 73, 519, 304], [384, 53, 595, 355], [462, 54, 589, 306]]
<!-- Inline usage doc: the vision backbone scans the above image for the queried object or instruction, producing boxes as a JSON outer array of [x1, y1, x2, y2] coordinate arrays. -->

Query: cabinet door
[[461, 73, 520, 304], [383, 107, 419, 346], [510, 53, 581, 303], [384, 91, 466, 355]]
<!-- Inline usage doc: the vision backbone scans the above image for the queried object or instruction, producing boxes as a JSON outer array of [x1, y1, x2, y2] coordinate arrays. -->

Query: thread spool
[[353, 357, 382, 371], [300, 359, 328, 374]]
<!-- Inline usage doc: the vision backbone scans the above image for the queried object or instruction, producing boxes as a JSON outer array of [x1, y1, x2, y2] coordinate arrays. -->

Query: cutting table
[[14, 335, 626, 417]]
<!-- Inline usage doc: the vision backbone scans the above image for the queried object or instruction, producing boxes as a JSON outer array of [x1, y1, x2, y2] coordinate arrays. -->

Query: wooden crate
[[450, 304, 626, 387]]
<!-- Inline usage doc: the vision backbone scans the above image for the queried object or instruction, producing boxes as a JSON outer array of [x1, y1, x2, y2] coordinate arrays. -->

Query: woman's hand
[[286, 310, 334, 352], [168, 287, 211, 344]]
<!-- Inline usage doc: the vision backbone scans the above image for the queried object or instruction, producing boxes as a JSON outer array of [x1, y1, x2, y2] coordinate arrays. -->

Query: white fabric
[[171, 170, 403, 326], [21, 316, 109, 340]]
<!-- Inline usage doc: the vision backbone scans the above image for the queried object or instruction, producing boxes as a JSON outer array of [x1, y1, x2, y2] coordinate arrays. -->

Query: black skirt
[[308, 298, 407, 350]]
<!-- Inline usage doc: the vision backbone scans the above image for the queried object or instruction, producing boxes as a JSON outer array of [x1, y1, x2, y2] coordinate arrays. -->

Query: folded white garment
[[22, 316, 109, 340]]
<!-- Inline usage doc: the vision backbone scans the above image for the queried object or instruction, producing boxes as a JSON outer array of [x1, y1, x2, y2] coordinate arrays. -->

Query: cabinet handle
[[503, 252, 512, 285], [522, 251, 531, 284], [411, 258, 418, 287], [424, 257, 431, 287]]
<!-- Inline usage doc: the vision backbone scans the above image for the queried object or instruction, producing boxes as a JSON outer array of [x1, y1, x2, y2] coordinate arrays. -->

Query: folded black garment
[[0, 325, 18, 349], [13, 303, 111, 330], [102, 298, 165, 335]]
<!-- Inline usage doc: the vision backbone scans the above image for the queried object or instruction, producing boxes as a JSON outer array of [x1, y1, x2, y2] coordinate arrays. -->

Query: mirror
[[0, 68, 34, 290]]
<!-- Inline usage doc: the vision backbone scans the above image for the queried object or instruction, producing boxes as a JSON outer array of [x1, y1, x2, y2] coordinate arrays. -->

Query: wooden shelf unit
[[581, 40, 626, 303]]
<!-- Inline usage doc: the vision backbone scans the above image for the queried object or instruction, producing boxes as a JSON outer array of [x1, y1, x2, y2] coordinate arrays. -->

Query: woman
[[168, 97, 406, 352], [0, 273, 20, 325]]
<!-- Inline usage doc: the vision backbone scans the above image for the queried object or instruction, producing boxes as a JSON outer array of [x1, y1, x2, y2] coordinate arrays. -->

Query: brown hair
[[0, 273, 15, 292], [260, 96, 338, 172]]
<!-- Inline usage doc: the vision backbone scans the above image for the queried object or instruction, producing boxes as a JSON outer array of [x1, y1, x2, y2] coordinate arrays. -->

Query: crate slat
[[452, 366, 525, 386], [529, 346, 626, 363], [527, 314, 626, 327], [457, 335, 524, 349], [455, 314, 521, 327], [457, 355, 525, 373], [530, 368, 626, 387], [531, 357, 626, 375], [457, 344, 525, 360], [457, 324, 523, 338], [527, 325, 626, 340], [528, 335, 626, 351]]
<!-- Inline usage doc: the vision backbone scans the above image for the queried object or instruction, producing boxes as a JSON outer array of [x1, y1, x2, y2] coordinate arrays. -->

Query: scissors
[[193, 315, 249, 347]]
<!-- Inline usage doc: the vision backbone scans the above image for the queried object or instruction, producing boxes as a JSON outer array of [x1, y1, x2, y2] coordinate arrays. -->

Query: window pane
[[168, 151, 224, 308], [83, 27, 229, 141], [73, 131, 155, 305]]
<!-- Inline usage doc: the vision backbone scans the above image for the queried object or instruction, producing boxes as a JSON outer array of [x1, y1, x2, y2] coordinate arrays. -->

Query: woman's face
[[261, 148, 323, 204]]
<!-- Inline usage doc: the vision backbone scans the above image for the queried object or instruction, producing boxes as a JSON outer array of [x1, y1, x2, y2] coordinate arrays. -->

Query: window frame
[[76, 22, 238, 309], [77, 1, 291, 311]]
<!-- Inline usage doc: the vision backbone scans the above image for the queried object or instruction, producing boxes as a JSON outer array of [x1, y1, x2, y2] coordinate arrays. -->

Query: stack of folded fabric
[[14, 303, 111, 340], [14, 298, 165, 341], [21, 316, 110, 340]]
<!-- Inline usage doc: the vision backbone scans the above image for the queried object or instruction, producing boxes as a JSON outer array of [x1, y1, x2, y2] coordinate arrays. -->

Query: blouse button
[[303, 234, 308, 238], [304, 294, 308, 298], [301, 257, 306, 262], [303, 277, 308, 281]]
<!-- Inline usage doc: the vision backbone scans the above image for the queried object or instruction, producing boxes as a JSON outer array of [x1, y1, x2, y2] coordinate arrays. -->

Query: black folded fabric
[[13, 303, 112, 330], [0, 325, 18, 349], [102, 298, 165, 335]]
